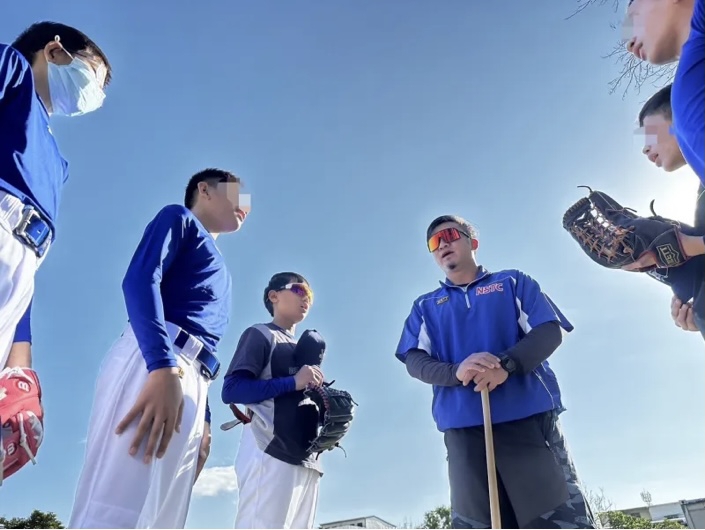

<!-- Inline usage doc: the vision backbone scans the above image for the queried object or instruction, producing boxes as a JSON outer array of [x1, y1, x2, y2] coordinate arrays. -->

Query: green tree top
[[0, 510, 65, 529]]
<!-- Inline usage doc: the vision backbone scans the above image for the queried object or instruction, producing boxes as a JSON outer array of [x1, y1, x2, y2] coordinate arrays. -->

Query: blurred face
[[269, 283, 313, 323], [427, 222, 477, 272], [623, 0, 691, 65], [639, 113, 687, 171], [200, 180, 248, 233]]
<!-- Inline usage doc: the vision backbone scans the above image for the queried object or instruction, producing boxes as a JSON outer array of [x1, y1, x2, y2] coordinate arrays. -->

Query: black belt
[[173, 328, 221, 381], [13, 205, 52, 258]]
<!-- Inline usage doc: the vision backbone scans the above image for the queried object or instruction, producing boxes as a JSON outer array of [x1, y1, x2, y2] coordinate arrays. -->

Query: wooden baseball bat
[[481, 387, 501, 529]]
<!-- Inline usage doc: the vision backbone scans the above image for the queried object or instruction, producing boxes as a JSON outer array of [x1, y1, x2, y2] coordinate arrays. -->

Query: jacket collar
[[439, 265, 491, 290]]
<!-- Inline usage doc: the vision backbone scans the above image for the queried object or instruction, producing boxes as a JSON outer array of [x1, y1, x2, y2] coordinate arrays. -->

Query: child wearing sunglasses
[[222, 272, 323, 529], [395, 215, 595, 529]]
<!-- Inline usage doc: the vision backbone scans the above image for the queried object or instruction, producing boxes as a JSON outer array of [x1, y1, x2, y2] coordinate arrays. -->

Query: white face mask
[[47, 55, 105, 117]]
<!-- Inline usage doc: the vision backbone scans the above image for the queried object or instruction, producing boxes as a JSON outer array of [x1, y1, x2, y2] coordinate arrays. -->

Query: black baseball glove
[[303, 382, 357, 456], [563, 186, 692, 271]]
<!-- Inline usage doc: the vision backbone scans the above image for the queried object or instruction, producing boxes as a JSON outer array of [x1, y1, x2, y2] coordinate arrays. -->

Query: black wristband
[[498, 354, 517, 376]]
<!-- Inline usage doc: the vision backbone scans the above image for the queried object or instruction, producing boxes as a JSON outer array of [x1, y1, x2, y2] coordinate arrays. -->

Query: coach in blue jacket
[[395, 215, 595, 529]]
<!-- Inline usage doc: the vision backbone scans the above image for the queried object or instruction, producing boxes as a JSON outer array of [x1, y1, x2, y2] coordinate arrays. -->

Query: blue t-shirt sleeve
[[0, 45, 30, 102], [13, 298, 33, 344], [122, 206, 189, 372], [395, 299, 433, 362], [224, 327, 270, 377], [514, 271, 574, 334]]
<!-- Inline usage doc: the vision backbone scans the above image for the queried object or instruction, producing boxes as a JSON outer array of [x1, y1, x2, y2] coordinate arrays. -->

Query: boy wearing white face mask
[[0, 21, 110, 481]]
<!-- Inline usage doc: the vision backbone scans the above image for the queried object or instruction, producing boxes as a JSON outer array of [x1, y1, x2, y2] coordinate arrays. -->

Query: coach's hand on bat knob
[[295, 365, 324, 390], [455, 352, 501, 386], [115, 366, 185, 464], [472, 365, 508, 393]]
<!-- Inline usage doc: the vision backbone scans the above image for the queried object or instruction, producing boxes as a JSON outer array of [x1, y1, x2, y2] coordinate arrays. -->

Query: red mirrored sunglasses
[[427, 227, 470, 252]]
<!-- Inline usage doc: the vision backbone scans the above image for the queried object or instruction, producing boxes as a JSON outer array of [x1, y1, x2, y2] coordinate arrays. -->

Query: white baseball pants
[[0, 191, 44, 369], [234, 424, 321, 529], [69, 324, 209, 529]]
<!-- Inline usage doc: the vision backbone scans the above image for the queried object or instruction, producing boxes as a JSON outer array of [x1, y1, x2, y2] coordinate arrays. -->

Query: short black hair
[[263, 272, 309, 316], [183, 168, 240, 209], [638, 84, 672, 127], [11, 21, 112, 86], [426, 215, 478, 242]]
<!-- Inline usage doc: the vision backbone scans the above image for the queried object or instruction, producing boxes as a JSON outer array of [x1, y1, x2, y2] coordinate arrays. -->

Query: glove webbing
[[574, 200, 636, 261], [0, 411, 39, 487]]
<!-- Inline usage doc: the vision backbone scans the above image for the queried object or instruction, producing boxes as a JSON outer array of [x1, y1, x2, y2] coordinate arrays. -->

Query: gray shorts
[[444, 410, 596, 529]]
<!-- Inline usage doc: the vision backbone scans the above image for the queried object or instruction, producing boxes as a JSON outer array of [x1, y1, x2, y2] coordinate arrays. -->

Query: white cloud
[[193, 466, 238, 497]]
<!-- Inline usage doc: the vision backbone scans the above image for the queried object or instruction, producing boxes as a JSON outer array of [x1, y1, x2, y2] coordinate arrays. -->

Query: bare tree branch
[[566, 0, 622, 21], [584, 486, 615, 529], [567, 0, 677, 97], [602, 40, 676, 98]]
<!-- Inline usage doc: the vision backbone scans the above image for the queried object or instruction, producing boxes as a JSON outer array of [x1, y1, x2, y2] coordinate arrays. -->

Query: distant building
[[619, 500, 686, 525], [681, 498, 705, 530], [319, 515, 397, 529], [606, 497, 705, 528]]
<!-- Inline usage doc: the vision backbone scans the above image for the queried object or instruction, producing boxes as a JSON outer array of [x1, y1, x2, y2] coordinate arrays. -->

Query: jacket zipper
[[446, 274, 486, 309]]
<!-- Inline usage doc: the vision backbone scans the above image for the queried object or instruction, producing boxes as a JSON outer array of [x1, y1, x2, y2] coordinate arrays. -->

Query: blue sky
[[3, 1, 704, 527]]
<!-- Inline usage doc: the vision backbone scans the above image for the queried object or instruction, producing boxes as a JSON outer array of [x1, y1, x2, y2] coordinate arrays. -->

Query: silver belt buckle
[[13, 206, 50, 258]]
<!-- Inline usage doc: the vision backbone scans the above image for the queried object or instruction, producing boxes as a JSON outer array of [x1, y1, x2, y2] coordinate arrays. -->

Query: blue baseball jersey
[[395, 266, 574, 431], [672, 0, 704, 183], [0, 43, 69, 235], [122, 204, 232, 373]]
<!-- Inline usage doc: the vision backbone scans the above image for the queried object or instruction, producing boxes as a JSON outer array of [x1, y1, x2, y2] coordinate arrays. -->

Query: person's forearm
[[4, 342, 31, 368], [222, 371, 297, 405], [405, 349, 461, 386], [503, 321, 562, 375], [681, 233, 705, 258], [7, 299, 33, 368]]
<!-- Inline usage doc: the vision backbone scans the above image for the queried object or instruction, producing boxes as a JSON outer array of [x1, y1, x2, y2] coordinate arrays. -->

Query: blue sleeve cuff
[[145, 357, 179, 373], [13, 299, 32, 344]]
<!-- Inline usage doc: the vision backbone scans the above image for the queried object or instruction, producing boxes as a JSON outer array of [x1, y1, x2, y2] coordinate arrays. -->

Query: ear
[[43, 38, 72, 66], [470, 238, 479, 251], [268, 290, 278, 306], [197, 182, 211, 200]]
